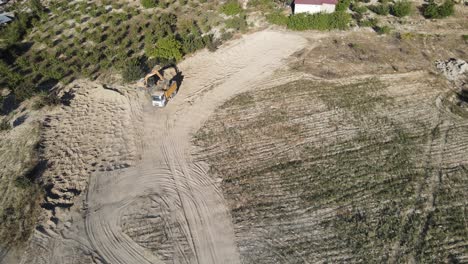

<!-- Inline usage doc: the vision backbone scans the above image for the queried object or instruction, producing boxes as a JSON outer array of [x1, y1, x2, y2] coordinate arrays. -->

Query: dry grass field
[[193, 33, 468, 263]]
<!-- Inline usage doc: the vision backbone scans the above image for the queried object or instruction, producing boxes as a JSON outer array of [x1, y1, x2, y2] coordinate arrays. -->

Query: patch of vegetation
[[0, 124, 43, 248], [122, 58, 145, 83], [359, 18, 378, 27], [350, 3, 368, 14], [140, 0, 158, 8], [0, 120, 11, 131], [374, 25, 391, 34], [146, 36, 183, 62], [220, 1, 243, 15], [335, 0, 352, 12], [266, 10, 289, 26], [423, 0, 455, 19], [32, 91, 61, 110], [369, 3, 390, 15], [225, 15, 248, 31], [287, 12, 351, 31], [391, 0, 412, 17]]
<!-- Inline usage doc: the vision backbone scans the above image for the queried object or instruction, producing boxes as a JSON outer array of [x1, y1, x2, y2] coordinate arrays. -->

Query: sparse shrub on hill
[[141, 0, 158, 8], [287, 12, 351, 31], [351, 3, 368, 14], [266, 10, 289, 26], [391, 0, 412, 17], [33, 91, 61, 110], [369, 3, 390, 15], [0, 120, 11, 131], [423, 0, 455, 18], [359, 18, 378, 27], [336, 0, 352, 11], [374, 24, 391, 34], [220, 1, 243, 15], [122, 58, 145, 83], [29, 0, 45, 15], [225, 15, 248, 31]]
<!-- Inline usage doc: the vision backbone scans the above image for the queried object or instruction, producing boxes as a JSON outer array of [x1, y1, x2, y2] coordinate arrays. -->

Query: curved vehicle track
[[85, 30, 308, 264]]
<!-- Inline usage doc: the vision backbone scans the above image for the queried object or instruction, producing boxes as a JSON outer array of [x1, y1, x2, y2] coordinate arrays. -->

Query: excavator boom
[[144, 68, 165, 86]]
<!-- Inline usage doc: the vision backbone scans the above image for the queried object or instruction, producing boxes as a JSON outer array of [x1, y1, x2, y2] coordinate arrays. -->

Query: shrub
[[220, 1, 242, 15], [369, 4, 390, 15], [266, 11, 289, 26], [287, 12, 351, 31], [225, 15, 248, 31], [0, 120, 11, 131], [33, 91, 61, 109], [462, 35, 468, 41], [336, 0, 351, 11], [359, 18, 378, 27], [438, 0, 455, 17], [29, 0, 45, 15], [374, 25, 391, 34], [351, 3, 368, 14], [146, 36, 183, 62], [423, 0, 454, 18], [121, 58, 144, 83], [391, 0, 412, 17], [181, 34, 205, 54], [141, 0, 158, 8], [13, 81, 36, 102], [249, 0, 275, 11]]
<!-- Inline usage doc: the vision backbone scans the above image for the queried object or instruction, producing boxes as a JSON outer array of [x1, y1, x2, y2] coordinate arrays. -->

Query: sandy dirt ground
[[14, 30, 308, 264]]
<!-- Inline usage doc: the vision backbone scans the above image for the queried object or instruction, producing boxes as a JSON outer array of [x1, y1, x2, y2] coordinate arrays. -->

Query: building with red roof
[[294, 0, 338, 14]]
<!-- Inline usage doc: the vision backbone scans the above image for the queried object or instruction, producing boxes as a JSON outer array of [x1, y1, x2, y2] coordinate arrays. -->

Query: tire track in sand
[[85, 30, 308, 264]]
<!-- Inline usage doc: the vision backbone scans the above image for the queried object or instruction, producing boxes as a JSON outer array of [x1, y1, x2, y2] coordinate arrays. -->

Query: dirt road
[[85, 30, 307, 264]]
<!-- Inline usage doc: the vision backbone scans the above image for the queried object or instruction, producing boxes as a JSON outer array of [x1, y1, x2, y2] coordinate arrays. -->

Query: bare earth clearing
[[13, 30, 308, 264]]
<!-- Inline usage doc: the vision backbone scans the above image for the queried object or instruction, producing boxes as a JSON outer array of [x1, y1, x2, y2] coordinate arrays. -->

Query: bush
[[220, 1, 243, 15], [359, 18, 378, 27], [351, 3, 368, 14], [438, 0, 455, 17], [225, 15, 248, 31], [266, 11, 289, 26], [374, 25, 391, 34], [423, 0, 454, 18], [336, 0, 351, 11], [0, 120, 11, 131], [369, 4, 390, 15], [141, 0, 158, 8], [33, 91, 61, 109], [287, 12, 351, 31], [13, 81, 36, 102], [391, 0, 412, 17], [146, 36, 183, 62], [29, 0, 45, 15]]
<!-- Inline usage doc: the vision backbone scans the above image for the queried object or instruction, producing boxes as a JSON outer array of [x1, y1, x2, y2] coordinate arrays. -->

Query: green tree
[[146, 36, 183, 61]]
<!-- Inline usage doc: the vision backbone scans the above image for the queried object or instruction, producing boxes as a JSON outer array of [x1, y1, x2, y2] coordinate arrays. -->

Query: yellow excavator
[[138, 65, 180, 107]]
